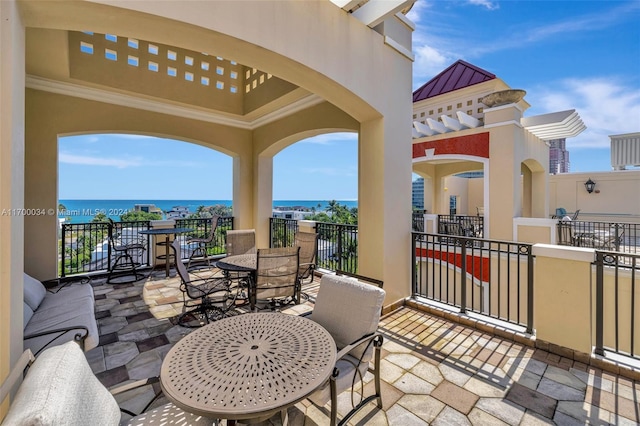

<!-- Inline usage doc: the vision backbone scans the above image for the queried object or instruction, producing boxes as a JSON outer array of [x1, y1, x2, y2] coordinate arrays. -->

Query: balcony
[[63, 262, 637, 425]]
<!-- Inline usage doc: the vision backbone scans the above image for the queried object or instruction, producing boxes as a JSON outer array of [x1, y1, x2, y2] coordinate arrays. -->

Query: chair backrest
[[255, 246, 300, 301], [571, 209, 581, 221], [225, 229, 256, 256], [170, 239, 194, 294], [476, 206, 484, 216], [294, 232, 318, 280], [311, 274, 385, 360], [555, 207, 567, 217], [201, 215, 220, 243]]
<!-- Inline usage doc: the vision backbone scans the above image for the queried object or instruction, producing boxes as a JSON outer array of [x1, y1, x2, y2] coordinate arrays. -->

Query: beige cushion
[[23, 273, 47, 311], [2, 341, 121, 425], [311, 274, 385, 357]]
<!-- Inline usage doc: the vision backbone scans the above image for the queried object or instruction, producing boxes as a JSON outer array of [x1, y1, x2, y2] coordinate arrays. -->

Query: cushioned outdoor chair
[[186, 215, 220, 270], [107, 218, 146, 284], [0, 341, 214, 425], [171, 239, 232, 327], [252, 246, 300, 311], [307, 274, 386, 426], [294, 231, 318, 285]]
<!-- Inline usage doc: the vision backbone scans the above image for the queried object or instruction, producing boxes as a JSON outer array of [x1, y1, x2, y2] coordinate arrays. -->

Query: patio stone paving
[[78, 269, 640, 425]]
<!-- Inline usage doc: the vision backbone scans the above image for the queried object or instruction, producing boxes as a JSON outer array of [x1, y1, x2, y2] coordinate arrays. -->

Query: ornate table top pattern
[[160, 313, 336, 421]]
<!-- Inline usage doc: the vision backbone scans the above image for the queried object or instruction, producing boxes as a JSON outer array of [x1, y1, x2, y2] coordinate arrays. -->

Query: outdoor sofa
[[23, 273, 99, 356]]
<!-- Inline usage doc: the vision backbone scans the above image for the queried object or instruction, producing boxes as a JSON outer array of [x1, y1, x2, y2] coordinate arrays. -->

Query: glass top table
[[160, 312, 336, 423]]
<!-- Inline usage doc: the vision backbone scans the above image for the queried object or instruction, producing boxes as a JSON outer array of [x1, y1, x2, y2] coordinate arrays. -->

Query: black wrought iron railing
[[412, 211, 425, 232], [595, 250, 640, 360], [175, 216, 233, 258], [557, 220, 640, 254], [60, 220, 150, 277], [269, 218, 299, 248], [437, 215, 484, 238], [60, 217, 235, 277], [316, 222, 358, 274], [412, 232, 534, 333]]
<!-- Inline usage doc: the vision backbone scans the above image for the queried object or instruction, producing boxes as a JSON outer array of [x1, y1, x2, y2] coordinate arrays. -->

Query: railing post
[[460, 239, 467, 314], [411, 232, 417, 296], [614, 223, 621, 252], [594, 251, 605, 356], [61, 224, 67, 278], [107, 222, 113, 270], [269, 218, 274, 248], [526, 246, 534, 334], [337, 225, 343, 272]]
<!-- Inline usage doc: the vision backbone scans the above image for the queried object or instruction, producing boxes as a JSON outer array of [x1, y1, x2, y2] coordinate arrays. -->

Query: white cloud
[[527, 78, 640, 149], [59, 153, 142, 168], [467, 0, 499, 11], [413, 44, 453, 85]]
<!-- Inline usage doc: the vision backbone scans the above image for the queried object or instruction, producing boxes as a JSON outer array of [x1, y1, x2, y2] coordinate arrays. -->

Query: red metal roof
[[413, 60, 496, 102]]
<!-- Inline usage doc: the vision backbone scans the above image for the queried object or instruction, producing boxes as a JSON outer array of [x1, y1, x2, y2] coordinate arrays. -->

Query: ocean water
[[58, 199, 357, 224]]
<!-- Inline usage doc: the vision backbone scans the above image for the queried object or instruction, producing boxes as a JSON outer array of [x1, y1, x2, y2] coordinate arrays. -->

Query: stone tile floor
[[84, 268, 640, 425]]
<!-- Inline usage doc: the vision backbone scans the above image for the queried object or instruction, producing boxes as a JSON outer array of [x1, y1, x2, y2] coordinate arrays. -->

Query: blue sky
[[59, 0, 640, 200]]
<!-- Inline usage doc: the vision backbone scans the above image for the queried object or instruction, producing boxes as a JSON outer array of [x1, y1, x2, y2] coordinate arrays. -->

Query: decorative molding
[[26, 75, 324, 130]]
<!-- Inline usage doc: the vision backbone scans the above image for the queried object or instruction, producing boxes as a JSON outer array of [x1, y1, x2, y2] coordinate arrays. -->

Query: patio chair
[[252, 246, 300, 311], [307, 274, 386, 426], [186, 215, 220, 269], [225, 228, 256, 256], [171, 239, 232, 327], [294, 231, 319, 285], [106, 218, 146, 284], [570, 209, 581, 221], [0, 341, 213, 425]]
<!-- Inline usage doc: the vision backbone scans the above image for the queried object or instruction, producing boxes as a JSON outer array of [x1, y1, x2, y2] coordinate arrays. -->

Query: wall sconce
[[584, 178, 596, 194]]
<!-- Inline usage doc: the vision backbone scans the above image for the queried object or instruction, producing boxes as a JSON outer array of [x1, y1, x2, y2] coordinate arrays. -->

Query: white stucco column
[[232, 152, 254, 231], [254, 154, 273, 249], [358, 112, 412, 307], [0, 0, 25, 415]]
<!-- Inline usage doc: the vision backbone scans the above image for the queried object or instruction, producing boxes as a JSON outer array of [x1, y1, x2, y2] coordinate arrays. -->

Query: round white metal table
[[160, 313, 336, 423]]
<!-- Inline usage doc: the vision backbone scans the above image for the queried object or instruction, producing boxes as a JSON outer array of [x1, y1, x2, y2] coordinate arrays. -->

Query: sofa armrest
[[24, 326, 89, 356]]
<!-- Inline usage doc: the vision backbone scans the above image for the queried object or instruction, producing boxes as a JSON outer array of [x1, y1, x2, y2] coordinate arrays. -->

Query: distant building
[[412, 178, 424, 210], [272, 210, 310, 220], [134, 204, 163, 216], [166, 206, 190, 219], [548, 138, 570, 173]]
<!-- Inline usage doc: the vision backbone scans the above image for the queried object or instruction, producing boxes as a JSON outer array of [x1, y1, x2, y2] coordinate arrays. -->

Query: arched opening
[[58, 133, 233, 223]]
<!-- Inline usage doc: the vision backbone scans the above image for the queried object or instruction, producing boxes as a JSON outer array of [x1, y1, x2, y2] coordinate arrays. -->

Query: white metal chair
[[307, 274, 386, 426]]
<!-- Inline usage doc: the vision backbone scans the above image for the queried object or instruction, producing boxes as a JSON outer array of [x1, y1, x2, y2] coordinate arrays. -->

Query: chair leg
[[329, 372, 338, 426], [107, 251, 144, 284]]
